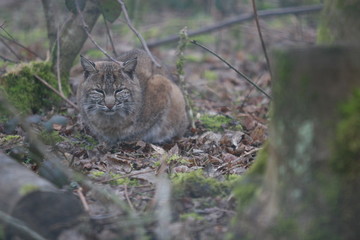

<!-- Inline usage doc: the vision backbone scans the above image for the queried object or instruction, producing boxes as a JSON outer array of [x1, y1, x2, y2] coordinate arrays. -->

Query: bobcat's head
[[78, 56, 141, 120]]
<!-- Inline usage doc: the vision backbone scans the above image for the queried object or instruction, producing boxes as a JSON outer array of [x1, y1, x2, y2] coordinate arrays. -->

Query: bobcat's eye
[[93, 89, 104, 95], [115, 89, 130, 99]]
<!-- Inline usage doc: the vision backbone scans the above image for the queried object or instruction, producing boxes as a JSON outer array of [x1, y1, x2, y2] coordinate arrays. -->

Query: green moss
[[270, 217, 298, 239], [332, 89, 360, 177], [0, 61, 70, 113], [316, 21, 334, 45], [90, 170, 139, 186], [248, 143, 268, 175], [233, 144, 267, 210], [39, 130, 63, 145], [184, 54, 204, 63], [73, 132, 98, 150], [86, 49, 105, 59], [180, 212, 204, 221], [167, 154, 188, 164], [203, 70, 218, 82], [172, 169, 235, 198], [0, 135, 22, 145], [90, 170, 106, 177], [199, 114, 240, 132], [19, 184, 40, 195]]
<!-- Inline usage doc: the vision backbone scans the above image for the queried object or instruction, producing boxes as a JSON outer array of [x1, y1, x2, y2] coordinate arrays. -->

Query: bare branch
[[75, 187, 90, 212], [117, 0, 161, 67], [0, 38, 22, 61], [56, 26, 63, 95], [76, 0, 121, 64], [251, 0, 272, 77], [147, 4, 323, 47], [124, 184, 135, 211], [103, 15, 118, 57], [0, 54, 18, 63], [190, 40, 271, 99], [0, 25, 41, 59], [33, 74, 79, 111]]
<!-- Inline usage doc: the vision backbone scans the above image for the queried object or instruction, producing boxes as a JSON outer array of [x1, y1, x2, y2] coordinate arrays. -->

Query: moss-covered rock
[[0, 61, 70, 113]]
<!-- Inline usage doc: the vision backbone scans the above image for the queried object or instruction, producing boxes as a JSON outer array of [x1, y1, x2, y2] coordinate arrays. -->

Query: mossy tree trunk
[[231, 1, 360, 239], [232, 46, 360, 240], [41, 0, 101, 80], [317, 0, 360, 44]]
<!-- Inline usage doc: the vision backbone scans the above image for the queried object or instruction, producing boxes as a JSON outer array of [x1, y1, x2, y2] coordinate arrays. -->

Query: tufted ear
[[80, 55, 97, 78], [122, 57, 137, 79]]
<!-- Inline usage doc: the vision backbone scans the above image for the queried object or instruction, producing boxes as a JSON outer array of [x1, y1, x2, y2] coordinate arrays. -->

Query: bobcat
[[77, 49, 189, 144]]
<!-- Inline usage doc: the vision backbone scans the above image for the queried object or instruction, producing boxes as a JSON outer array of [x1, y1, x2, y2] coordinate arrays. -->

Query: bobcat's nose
[[105, 103, 115, 110], [104, 96, 115, 110]]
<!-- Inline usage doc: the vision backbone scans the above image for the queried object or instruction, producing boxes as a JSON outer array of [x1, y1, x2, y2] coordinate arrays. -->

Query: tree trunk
[[41, 0, 101, 80], [232, 46, 360, 240], [318, 0, 360, 45], [0, 152, 85, 239]]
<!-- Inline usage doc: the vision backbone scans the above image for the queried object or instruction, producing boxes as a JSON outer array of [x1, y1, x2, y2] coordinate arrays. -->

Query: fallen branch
[[117, 0, 161, 67], [147, 4, 323, 48], [33, 74, 79, 111], [190, 40, 271, 99], [251, 0, 272, 77]]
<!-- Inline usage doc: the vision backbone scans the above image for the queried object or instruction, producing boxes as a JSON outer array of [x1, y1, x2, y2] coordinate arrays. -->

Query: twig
[[251, 0, 272, 77], [147, 4, 323, 47], [0, 38, 22, 61], [33, 74, 79, 110], [176, 27, 195, 128], [190, 40, 271, 99], [75, 0, 121, 64], [124, 184, 135, 211], [103, 15, 118, 57], [101, 168, 154, 183], [0, 54, 18, 63], [56, 26, 63, 96], [0, 25, 41, 59], [76, 187, 89, 212], [117, 0, 161, 67], [0, 210, 46, 240]]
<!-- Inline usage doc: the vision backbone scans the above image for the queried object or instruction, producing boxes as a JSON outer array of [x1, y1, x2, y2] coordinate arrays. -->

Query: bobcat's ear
[[80, 55, 97, 78], [122, 57, 137, 79]]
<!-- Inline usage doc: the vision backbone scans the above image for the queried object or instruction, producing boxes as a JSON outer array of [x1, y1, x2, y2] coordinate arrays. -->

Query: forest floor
[[0, 1, 319, 239]]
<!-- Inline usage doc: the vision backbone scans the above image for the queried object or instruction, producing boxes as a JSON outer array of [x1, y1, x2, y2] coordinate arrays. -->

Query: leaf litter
[[0, 9, 320, 239]]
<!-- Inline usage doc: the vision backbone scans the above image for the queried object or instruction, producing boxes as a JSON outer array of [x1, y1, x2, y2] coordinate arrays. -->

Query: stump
[[233, 46, 360, 240]]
